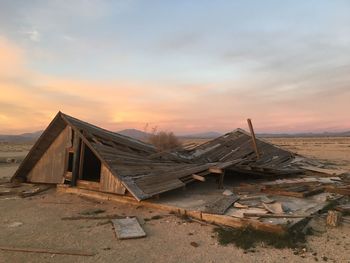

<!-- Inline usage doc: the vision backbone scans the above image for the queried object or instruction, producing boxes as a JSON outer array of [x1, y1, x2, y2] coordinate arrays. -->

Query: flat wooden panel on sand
[[112, 217, 146, 240]]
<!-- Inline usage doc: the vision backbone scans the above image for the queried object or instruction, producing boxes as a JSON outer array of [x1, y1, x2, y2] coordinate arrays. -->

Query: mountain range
[[1, 129, 350, 143]]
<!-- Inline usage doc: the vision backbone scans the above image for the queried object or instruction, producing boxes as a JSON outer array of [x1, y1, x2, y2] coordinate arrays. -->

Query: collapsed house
[[11, 112, 349, 233]]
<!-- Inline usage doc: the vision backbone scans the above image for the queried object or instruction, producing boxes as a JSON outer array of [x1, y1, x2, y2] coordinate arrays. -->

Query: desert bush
[[148, 131, 182, 152]]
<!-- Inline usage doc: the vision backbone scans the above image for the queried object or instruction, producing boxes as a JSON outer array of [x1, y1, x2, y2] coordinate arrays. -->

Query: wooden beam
[[243, 213, 311, 218], [209, 167, 223, 174], [247, 118, 260, 159], [71, 133, 81, 187], [218, 170, 225, 189], [0, 246, 95, 257], [192, 174, 206, 182], [78, 142, 85, 180]]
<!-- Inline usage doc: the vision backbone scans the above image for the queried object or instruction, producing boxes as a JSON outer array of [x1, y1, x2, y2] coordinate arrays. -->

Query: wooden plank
[[191, 174, 206, 182], [218, 170, 225, 189], [300, 166, 346, 176], [262, 186, 324, 198], [71, 133, 82, 187], [325, 186, 350, 196], [77, 180, 100, 191], [204, 195, 239, 215], [243, 213, 310, 218], [209, 167, 223, 174], [335, 204, 350, 213], [20, 185, 53, 198], [62, 214, 124, 220], [99, 164, 126, 194], [247, 118, 260, 159], [111, 217, 146, 239], [78, 142, 85, 179], [0, 246, 95, 256]]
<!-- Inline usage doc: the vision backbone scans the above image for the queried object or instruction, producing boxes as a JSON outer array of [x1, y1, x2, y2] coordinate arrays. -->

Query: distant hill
[[117, 129, 150, 140], [0, 130, 43, 143]]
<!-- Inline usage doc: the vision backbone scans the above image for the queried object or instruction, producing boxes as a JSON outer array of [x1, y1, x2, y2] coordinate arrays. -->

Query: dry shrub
[[148, 131, 182, 152]]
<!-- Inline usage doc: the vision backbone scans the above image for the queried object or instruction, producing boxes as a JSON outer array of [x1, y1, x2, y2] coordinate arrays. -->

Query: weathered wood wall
[[100, 164, 126, 194], [27, 126, 72, 183]]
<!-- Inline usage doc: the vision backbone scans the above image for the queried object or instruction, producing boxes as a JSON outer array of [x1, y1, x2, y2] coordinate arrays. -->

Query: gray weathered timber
[[112, 217, 146, 239], [204, 194, 239, 215]]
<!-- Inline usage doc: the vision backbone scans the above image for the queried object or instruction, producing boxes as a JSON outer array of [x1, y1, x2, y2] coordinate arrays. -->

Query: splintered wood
[[327, 210, 342, 227], [204, 194, 239, 215], [112, 217, 146, 240]]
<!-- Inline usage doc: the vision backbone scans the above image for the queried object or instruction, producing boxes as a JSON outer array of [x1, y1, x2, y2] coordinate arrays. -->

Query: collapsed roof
[[12, 112, 322, 201]]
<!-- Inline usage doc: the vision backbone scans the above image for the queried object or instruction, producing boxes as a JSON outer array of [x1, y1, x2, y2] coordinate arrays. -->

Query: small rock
[[8, 222, 23, 227], [190, 242, 199, 248], [322, 256, 328, 262]]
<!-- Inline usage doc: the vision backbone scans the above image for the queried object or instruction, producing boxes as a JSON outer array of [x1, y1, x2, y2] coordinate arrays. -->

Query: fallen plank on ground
[[243, 213, 311, 218], [61, 214, 125, 220], [20, 185, 54, 198], [112, 217, 146, 239], [0, 246, 96, 256]]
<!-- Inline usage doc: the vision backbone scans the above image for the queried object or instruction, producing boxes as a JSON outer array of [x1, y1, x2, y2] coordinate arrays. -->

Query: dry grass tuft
[[148, 131, 182, 152]]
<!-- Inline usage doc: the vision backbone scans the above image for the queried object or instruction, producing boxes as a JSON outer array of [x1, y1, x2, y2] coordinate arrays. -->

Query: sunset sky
[[1, 1, 350, 135]]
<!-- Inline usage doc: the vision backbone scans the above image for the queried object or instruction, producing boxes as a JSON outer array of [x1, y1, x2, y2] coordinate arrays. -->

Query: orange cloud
[[0, 36, 350, 135]]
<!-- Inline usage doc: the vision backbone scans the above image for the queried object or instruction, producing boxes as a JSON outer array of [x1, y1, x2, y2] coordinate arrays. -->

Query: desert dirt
[[0, 138, 350, 263]]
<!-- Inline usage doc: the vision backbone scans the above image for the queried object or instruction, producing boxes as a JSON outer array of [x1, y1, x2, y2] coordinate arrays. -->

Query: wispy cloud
[[23, 29, 40, 42]]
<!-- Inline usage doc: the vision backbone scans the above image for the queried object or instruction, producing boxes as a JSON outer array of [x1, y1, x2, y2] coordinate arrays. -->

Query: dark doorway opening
[[67, 152, 73, 172], [81, 145, 101, 182]]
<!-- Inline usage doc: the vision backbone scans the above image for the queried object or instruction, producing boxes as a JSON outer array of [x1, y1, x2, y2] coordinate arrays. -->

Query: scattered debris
[[111, 217, 146, 240], [262, 202, 285, 214]]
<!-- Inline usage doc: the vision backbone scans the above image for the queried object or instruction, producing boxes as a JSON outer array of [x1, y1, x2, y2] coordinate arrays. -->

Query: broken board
[[111, 217, 146, 240], [204, 194, 239, 215]]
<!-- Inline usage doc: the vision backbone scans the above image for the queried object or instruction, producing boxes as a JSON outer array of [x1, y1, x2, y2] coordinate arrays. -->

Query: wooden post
[[327, 210, 342, 227], [78, 142, 85, 180], [247, 118, 260, 159], [71, 134, 81, 187], [218, 170, 225, 189]]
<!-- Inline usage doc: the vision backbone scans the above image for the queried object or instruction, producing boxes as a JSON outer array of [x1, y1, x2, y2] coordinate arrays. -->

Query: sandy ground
[[267, 137, 350, 170], [0, 138, 350, 263]]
